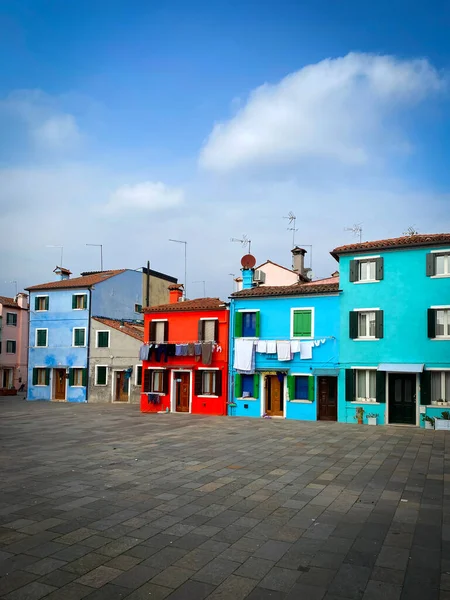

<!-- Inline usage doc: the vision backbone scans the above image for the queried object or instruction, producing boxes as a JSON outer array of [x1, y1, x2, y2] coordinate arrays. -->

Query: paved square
[[0, 396, 448, 599]]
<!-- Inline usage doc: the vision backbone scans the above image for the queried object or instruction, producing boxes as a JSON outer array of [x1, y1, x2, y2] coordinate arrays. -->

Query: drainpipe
[[228, 298, 235, 416], [86, 288, 92, 403]]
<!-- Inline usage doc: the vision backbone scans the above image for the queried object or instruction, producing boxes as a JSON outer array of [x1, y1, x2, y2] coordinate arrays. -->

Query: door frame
[[171, 369, 192, 413], [386, 372, 419, 426], [52, 367, 68, 401], [261, 372, 286, 418], [316, 375, 338, 421], [112, 369, 131, 403]]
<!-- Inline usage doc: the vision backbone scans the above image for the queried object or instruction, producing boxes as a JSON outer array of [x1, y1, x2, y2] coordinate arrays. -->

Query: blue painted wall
[[91, 270, 142, 319], [229, 292, 340, 420], [338, 245, 450, 426]]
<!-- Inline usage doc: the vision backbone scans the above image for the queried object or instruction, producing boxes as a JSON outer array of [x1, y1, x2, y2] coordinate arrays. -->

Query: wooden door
[[54, 369, 66, 401], [318, 376, 337, 421], [266, 375, 283, 416], [389, 374, 416, 424], [115, 372, 129, 402], [175, 372, 190, 412]]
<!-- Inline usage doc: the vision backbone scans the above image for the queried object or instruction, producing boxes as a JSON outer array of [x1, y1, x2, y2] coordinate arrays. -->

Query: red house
[[140, 285, 229, 415]]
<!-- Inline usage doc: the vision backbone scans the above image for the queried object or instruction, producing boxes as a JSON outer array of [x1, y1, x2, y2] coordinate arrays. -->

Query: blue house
[[333, 233, 450, 427], [229, 258, 340, 421], [26, 267, 144, 402]]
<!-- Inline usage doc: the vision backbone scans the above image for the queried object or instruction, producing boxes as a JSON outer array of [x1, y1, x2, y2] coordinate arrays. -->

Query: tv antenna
[[403, 226, 419, 236], [283, 211, 298, 247], [192, 280, 206, 297], [344, 223, 363, 243], [230, 234, 251, 254]]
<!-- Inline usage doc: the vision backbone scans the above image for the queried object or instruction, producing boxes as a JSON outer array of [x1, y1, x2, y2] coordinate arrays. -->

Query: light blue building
[[333, 234, 450, 427], [229, 260, 340, 421], [26, 268, 143, 402]]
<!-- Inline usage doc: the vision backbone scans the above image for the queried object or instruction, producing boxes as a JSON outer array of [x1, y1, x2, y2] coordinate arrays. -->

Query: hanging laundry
[[147, 393, 161, 405], [234, 339, 255, 374], [194, 343, 202, 356], [300, 342, 313, 360], [168, 344, 176, 357], [313, 340, 320, 347], [256, 340, 267, 353], [139, 344, 149, 361], [215, 345, 223, 353], [266, 341, 277, 354], [277, 341, 292, 361], [202, 342, 213, 366], [175, 344, 183, 356], [320, 339, 326, 345], [290, 340, 301, 354], [187, 343, 195, 356], [181, 344, 188, 356]]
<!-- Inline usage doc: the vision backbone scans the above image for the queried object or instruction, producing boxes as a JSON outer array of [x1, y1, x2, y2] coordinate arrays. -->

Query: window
[[149, 320, 167, 343], [427, 252, 450, 277], [295, 376, 309, 400], [6, 313, 17, 326], [358, 311, 376, 338], [36, 329, 48, 347], [96, 331, 110, 348], [235, 311, 260, 338], [436, 310, 450, 338], [135, 365, 142, 386], [134, 304, 142, 313], [356, 370, 376, 401], [292, 309, 313, 338], [95, 366, 108, 386], [72, 294, 87, 310], [350, 310, 383, 339], [431, 371, 450, 402], [70, 368, 86, 387], [35, 296, 49, 311], [143, 369, 166, 393], [199, 319, 218, 342], [6, 340, 16, 354], [73, 328, 86, 347], [349, 257, 383, 282], [33, 367, 49, 386]]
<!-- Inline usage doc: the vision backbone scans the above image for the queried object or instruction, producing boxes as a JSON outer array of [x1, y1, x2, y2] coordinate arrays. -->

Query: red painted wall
[[141, 307, 229, 415]]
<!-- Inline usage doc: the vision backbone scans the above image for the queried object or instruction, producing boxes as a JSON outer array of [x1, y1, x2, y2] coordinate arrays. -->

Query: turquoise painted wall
[[338, 245, 450, 426]]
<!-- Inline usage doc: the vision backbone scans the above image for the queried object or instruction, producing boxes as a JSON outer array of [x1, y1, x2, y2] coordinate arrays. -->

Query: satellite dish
[[241, 254, 256, 269]]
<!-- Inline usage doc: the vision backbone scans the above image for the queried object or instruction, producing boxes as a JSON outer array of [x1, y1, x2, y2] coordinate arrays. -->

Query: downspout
[[26, 298, 31, 400], [146, 260, 150, 307], [86, 288, 92, 403], [228, 297, 235, 416]]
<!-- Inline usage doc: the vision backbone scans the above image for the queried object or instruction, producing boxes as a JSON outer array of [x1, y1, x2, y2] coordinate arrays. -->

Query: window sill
[[70, 385, 85, 388], [35, 310, 48, 313], [35, 346, 48, 348], [198, 394, 219, 398], [289, 399, 313, 404], [95, 384, 108, 386], [72, 308, 87, 311], [431, 337, 450, 341], [34, 384, 49, 387], [73, 346, 87, 348], [144, 391, 165, 396], [430, 402, 450, 406], [353, 280, 380, 284], [354, 338, 380, 342], [431, 274, 450, 279], [350, 401, 380, 405], [237, 397, 257, 401]]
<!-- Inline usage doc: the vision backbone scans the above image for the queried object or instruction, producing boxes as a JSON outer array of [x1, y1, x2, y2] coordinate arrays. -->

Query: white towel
[[320, 338, 326, 344], [266, 341, 277, 354], [314, 340, 320, 347], [290, 340, 301, 354], [256, 340, 267, 353], [277, 341, 292, 361], [300, 342, 313, 360], [234, 339, 255, 373]]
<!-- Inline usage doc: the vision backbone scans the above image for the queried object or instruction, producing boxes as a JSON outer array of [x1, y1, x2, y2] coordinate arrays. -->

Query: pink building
[[0, 294, 29, 391]]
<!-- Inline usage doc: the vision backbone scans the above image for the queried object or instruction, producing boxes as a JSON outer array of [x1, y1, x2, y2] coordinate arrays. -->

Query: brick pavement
[[0, 396, 448, 599]]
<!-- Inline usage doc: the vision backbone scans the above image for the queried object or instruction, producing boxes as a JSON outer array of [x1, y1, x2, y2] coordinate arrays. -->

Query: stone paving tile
[[75, 565, 124, 588], [3, 581, 57, 599]]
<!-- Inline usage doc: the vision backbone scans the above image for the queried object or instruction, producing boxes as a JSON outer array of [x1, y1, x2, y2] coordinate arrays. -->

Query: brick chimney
[[292, 247, 307, 278], [16, 293, 28, 309], [168, 283, 184, 304]]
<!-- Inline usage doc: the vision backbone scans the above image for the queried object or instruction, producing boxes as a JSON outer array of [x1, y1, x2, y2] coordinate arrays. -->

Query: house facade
[[89, 317, 143, 404], [334, 233, 450, 427], [0, 293, 29, 391], [235, 247, 309, 291], [229, 265, 340, 420], [141, 285, 229, 415]]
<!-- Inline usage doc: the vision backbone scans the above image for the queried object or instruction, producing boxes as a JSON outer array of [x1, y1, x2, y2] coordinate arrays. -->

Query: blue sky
[[1, 0, 449, 298]]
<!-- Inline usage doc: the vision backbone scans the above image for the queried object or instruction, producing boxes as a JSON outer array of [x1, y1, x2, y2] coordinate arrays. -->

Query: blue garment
[[175, 344, 183, 356]]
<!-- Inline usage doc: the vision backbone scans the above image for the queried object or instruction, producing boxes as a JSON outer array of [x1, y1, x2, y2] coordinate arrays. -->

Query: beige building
[[88, 317, 144, 404], [142, 267, 178, 308]]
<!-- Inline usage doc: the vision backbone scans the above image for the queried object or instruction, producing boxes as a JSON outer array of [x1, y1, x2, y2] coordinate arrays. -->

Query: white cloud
[[32, 114, 81, 149], [104, 181, 184, 214], [200, 53, 445, 172]]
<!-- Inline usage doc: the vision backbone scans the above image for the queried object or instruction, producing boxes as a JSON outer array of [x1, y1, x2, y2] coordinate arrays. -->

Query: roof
[[255, 259, 296, 274], [26, 269, 126, 291], [142, 267, 178, 284], [231, 277, 340, 298], [0, 295, 19, 309], [143, 297, 228, 313], [331, 233, 450, 259], [93, 317, 144, 342]]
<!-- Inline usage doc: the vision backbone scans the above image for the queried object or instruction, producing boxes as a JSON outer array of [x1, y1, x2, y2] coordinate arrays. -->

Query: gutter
[[86, 288, 92, 403]]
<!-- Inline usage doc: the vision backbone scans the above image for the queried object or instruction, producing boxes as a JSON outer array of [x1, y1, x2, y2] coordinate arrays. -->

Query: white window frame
[[72, 293, 88, 310], [428, 369, 450, 404], [237, 309, 260, 340], [199, 317, 219, 342], [35, 295, 49, 312], [290, 307, 314, 340], [6, 340, 16, 354], [291, 373, 311, 401], [95, 365, 108, 386], [151, 319, 167, 343], [71, 367, 85, 388], [6, 312, 17, 326], [354, 368, 377, 402], [353, 308, 379, 340], [434, 307, 450, 339], [135, 364, 143, 387], [150, 369, 165, 393], [200, 369, 217, 397], [357, 259, 377, 283], [431, 249, 450, 278], [96, 330, 110, 348], [35, 328, 48, 348], [35, 367, 48, 386], [72, 327, 87, 348]]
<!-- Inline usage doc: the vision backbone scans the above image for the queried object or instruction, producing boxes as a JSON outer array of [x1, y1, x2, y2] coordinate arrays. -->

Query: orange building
[[140, 285, 229, 415]]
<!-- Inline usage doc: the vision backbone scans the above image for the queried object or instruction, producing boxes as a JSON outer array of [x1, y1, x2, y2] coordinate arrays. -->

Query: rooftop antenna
[[192, 280, 206, 297], [283, 211, 298, 247], [46, 245, 64, 266], [403, 226, 419, 236], [344, 223, 363, 243], [229, 273, 236, 292], [9, 280, 18, 296], [230, 235, 251, 254]]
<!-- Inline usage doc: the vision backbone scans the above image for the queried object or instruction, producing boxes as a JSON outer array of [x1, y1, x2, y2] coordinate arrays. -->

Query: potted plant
[[422, 415, 435, 430], [366, 413, 378, 426], [435, 411, 450, 430], [354, 406, 364, 425]]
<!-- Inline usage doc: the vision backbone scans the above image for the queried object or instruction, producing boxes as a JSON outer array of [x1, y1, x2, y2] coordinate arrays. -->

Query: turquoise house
[[229, 258, 340, 421], [333, 233, 450, 427]]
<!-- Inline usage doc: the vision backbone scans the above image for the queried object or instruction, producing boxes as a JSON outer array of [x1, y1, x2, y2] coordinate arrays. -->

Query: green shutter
[[254, 312, 260, 337], [234, 373, 242, 398], [45, 297, 49, 310], [98, 332, 109, 347], [69, 368, 74, 386], [420, 371, 431, 405], [82, 369, 87, 387], [349, 312, 358, 339], [287, 375, 295, 401], [137, 366, 142, 386], [35, 297, 39, 310], [37, 329, 47, 347], [308, 376, 315, 401], [234, 312, 243, 337], [72, 295, 77, 309], [74, 329, 85, 346], [96, 366, 107, 385], [45, 368, 50, 386], [253, 374, 260, 399], [293, 310, 312, 337], [376, 371, 386, 403], [375, 310, 384, 339], [345, 369, 355, 402], [82, 295, 87, 309], [375, 257, 384, 281], [349, 259, 358, 282], [426, 253, 435, 277], [428, 309, 436, 338], [32, 368, 38, 385]]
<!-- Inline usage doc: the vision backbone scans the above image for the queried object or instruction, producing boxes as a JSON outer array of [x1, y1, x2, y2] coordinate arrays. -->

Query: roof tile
[[332, 233, 450, 258], [26, 269, 126, 291], [143, 297, 227, 313], [93, 317, 144, 341], [0, 295, 19, 309], [231, 278, 340, 298]]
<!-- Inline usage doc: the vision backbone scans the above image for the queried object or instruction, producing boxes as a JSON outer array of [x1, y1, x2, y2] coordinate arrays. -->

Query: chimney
[[292, 247, 307, 278], [241, 268, 255, 290], [331, 270, 339, 278], [53, 266, 72, 281], [16, 293, 28, 309], [168, 283, 184, 304]]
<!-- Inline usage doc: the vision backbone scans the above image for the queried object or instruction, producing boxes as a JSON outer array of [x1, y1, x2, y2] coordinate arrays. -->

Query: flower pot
[[435, 419, 450, 431], [357, 418, 363, 425], [424, 421, 434, 430], [367, 417, 377, 426]]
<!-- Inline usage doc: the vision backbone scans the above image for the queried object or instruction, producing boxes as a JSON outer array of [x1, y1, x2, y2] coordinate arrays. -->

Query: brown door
[[318, 376, 337, 421], [115, 372, 129, 402], [266, 375, 283, 416], [175, 372, 190, 412], [54, 369, 66, 401]]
